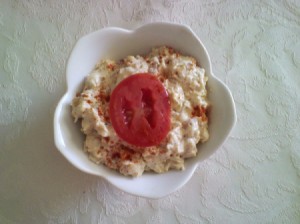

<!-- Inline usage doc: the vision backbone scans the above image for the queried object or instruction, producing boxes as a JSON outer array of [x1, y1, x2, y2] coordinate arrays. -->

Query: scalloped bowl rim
[[54, 22, 236, 199]]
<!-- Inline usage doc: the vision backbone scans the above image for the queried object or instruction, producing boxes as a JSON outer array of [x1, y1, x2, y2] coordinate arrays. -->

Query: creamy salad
[[72, 46, 209, 177]]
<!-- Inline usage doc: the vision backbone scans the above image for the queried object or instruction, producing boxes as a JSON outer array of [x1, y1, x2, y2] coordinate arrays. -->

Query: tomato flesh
[[109, 73, 171, 147]]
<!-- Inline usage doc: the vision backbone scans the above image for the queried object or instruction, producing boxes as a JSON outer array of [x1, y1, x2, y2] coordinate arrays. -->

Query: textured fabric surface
[[1, 0, 300, 223]]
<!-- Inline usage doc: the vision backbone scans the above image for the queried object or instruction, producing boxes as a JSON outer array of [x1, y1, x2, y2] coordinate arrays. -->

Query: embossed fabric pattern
[[1, 0, 300, 223]]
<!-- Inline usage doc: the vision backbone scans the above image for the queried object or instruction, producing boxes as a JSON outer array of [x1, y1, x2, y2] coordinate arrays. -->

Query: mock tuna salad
[[72, 46, 209, 177]]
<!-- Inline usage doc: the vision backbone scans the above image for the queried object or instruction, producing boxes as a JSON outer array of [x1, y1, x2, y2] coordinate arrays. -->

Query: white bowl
[[54, 22, 236, 199]]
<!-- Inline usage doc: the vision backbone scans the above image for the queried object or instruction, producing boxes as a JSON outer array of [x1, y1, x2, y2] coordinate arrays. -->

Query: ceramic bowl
[[54, 22, 236, 198]]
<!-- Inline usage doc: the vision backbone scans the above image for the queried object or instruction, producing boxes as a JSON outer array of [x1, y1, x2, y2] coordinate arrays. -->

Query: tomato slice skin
[[109, 73, 171, 148]]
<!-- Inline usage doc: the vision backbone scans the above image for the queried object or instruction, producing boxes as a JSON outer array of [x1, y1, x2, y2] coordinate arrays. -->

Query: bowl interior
[[54, 23, 236, 198]]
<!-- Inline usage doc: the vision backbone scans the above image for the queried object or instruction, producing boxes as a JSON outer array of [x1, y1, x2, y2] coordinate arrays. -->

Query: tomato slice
[[109, 73, 171, 148]]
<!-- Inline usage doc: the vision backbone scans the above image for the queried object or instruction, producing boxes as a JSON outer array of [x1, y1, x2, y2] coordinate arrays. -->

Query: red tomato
[[109, 73, 171, 148]]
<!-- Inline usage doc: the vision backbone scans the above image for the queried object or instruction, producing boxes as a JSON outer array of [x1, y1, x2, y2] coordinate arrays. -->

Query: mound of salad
[[72, 46, 209, 177]]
